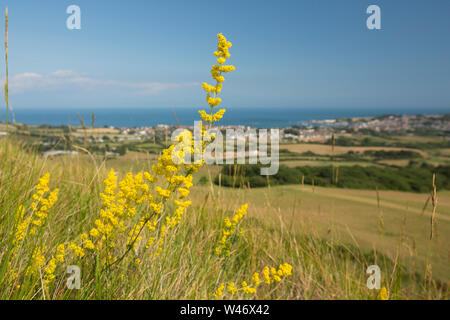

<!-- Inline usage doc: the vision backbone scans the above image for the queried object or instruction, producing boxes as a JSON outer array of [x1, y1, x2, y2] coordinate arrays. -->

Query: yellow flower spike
[[12, 173, 58, 253], [44, 258, 57, 283], [62, 34, 235, 276], [27, 246, 46, 276], [215, 203, 248, 257]]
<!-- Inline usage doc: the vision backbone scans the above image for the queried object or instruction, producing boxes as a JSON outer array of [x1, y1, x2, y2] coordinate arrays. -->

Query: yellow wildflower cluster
[[214, 263, 293, 299], [12, 205, 26, 245], [214, 33, 232, 60], [30, 173, 59, 236], [63, 168, 153, 265], [13, 173, 58, 246], [262, 263, 293, 284], [43, 244, 65, 285], [199, 33, 235, 127], [62, 133, 200, 268], [26, 246, 46, 276], [198, 109, 226, 125], [20, 242, 66, 289], [214, 283, 225, 298], [68, 241, 86, 258], [215, 203, 248, 256], [146, 146, 196, 257], [8, 173, 58, 286]]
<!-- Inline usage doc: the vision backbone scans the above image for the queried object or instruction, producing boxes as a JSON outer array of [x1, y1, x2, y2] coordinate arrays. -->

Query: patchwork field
[[281, 143, 429, 158]]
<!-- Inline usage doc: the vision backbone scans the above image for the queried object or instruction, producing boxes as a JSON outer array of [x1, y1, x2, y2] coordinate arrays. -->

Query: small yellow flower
[[84, 239, 95, 250], [278, 263, 293, 276], [379, 287, 389, 300], [215, 204, 248, 256], [89, 228, 99, 238], [262, 266, 272, 284], [227, 282, 237, 294], [214, 283, 225, 299], [56, 244, 65, 263], [241, 281, 257, 295], [252, 272, 260, 287]]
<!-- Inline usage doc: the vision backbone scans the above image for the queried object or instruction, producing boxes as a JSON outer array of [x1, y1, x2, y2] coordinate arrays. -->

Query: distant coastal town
[[1, 113, 448, 157], [86, 113, 450, 143]]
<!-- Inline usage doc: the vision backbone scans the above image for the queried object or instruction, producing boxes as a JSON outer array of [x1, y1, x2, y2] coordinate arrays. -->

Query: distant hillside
[[217, 163, 450, 192]]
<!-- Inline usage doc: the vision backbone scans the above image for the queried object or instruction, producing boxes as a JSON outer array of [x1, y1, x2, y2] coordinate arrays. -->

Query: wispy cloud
[[6, 70, 199, 95]]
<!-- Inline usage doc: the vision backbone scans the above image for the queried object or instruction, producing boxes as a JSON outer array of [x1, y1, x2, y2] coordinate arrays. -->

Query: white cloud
[[5, 70, 199, 95]]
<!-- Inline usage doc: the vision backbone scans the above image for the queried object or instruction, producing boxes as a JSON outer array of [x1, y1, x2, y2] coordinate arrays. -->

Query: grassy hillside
[[195, 180, 450, 282], [0, 140, 448, 299]]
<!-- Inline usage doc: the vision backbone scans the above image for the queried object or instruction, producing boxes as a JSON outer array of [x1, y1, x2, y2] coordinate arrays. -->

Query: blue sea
[[4, 107, 448, 128]]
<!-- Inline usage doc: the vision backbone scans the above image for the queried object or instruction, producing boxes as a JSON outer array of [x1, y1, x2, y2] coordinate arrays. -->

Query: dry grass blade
[[77, 113, 88, 148], [421, 194, 431, 216], [430, 173, 438, 240], [4, 8, 8, 155]]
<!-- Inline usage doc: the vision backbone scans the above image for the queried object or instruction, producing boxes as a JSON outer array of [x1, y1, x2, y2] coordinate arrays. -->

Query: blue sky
[[1, 0, 449, 111]]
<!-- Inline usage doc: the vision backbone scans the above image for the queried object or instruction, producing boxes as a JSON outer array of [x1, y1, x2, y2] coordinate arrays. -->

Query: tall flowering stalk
[[39, 34, 238, 290], [12, 173, 59, 248], [215, 203, 248, 257], [8, 173, 59, 287], [199, 33, 235, 128], [4, 8, 9, 154]]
